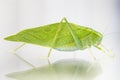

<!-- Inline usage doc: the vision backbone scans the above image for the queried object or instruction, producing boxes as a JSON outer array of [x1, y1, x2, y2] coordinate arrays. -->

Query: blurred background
[[0, 0, 119, 80]]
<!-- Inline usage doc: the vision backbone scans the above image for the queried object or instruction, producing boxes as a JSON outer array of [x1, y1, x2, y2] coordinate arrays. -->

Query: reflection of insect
[[4, 18, 112, 62], [6, 59, 102, 80]]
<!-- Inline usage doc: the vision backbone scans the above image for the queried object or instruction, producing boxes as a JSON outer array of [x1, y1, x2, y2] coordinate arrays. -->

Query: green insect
[[4, 17, 111, 62]]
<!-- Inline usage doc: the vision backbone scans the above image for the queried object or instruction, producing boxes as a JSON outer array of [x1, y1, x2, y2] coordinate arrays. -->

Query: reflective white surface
[[0, 0, 119, 80]]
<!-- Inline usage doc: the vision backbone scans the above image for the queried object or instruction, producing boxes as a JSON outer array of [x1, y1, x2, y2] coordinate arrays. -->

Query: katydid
[[4, 18, 112, 67]]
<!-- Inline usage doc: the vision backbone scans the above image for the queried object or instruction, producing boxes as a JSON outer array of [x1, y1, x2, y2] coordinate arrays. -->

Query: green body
[[4, 22, 103, 51]]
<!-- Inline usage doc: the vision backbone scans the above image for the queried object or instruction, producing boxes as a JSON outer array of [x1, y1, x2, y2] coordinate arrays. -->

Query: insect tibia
[[94, 45, 105, 52], [48, 47, 53, 57], [14, 43, 26, 52], [62, 17, 83, 49], [100, 44, 115, 57], [94, 45, 115, 58], [14, 53, 36, 68]]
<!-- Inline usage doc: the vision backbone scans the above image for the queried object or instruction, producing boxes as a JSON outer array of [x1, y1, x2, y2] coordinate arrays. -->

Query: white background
[[0, 0, 119, 80]]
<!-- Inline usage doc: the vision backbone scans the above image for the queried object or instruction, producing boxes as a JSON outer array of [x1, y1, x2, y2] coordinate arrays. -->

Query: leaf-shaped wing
[[4, 23, 78, 51], [4, 22, 102, 51], [4, 23, 59, 46]]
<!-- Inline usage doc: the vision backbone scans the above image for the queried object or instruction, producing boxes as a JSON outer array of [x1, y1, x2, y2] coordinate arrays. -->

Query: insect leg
[[12, 43, 36, 68], [94, 45, 114, 58], [100, 44, 115, 57], [47, 18, 65, 57], [13, 43, 26, 52], [62, 18, 82, 49], [100, 44, 112, 53], [88, 48, 96, 60], [14, 53, 36, 68], [47, 47, 53, 58]]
